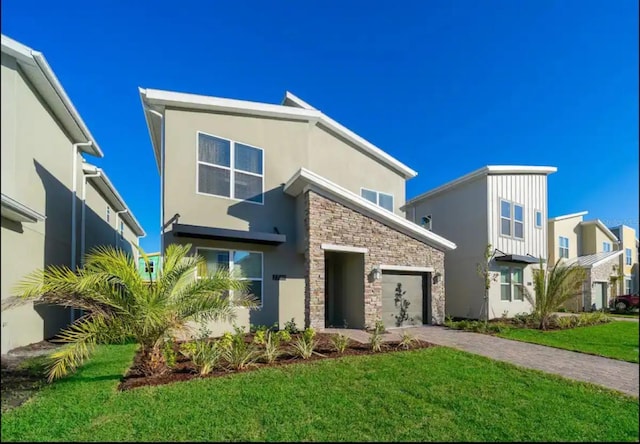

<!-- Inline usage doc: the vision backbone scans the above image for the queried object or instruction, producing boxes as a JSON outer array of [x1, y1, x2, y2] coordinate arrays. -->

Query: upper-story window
[[500, 199, 524, 239], [361, 188, 394, 212], [535, 210, 542, 229], [119, 221, 124, 238], [421, 215, 432, 231], [559, 236, 569, 258], [106, 206, 111, 222], [145, 260, 154, 274], [197, 132, 264, 204], [603, 242, 611, 253], [626, 248, 632, 265]]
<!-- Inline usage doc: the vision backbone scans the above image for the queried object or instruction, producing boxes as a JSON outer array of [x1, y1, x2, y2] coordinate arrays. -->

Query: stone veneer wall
[[563, 257, 618, 311], [304, 190, 446, 329]]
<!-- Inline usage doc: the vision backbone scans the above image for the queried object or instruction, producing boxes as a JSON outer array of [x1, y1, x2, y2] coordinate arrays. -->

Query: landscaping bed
[[119, 330, 433, 391]]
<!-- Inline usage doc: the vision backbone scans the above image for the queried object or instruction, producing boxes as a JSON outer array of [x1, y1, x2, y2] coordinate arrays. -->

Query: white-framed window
[[559, 236, 569, 258], [196, 132, 264, 204], [626, 248, 632, 265], [196, 248, 263, 306], [421, 215, 432, 231], [119, 221, 124, 238], [500, 266, 524, 301], [535, 210, 542, 229], [106, 206, 111, 222], [360, 188, 394, 212], [625, 278, 632, 295], [500, 199, 524, 239], [145, 260, 155, 274], [603, 242, 611, 253]]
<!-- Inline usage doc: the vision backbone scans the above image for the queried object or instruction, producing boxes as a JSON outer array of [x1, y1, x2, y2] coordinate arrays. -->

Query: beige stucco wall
[[614, 225, 638, 294], [581, 224, 614, 256], [547, 215, 582, 264]]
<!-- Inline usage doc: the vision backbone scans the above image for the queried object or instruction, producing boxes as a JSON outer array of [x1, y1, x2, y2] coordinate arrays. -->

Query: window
[[535, 210, 542, 228], [197, 132, 264, 204], [500, 199, 524, 239], [500, 266, 524, 301], [144, 260, 155, 274], [625, 278, 632, 295], [603, 242, 611, 253], [360, 188, 394, 212], [559, 236, 569, 258], [421, 215, 432, 231], [106, 206, 111, 222], [626, 248, 632, 265], [119, 221, 124, 237], [196, 248, 263, 306]]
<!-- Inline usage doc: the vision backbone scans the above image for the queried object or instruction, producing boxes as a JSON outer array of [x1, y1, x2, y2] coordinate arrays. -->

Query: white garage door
[[381, 272, 428, 328]]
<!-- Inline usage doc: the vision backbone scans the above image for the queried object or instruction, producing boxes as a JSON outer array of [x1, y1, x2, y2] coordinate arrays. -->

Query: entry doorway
[[324, 251, 365, 329], [592, 282, 607, 311]]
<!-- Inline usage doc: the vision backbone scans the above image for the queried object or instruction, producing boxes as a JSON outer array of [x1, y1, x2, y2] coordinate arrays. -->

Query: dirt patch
[[1, 340, 60, 413], [119, 332, 435, 391]]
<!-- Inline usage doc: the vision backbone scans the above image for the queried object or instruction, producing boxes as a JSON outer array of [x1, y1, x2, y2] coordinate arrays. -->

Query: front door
[[592, 282, 607, 310]]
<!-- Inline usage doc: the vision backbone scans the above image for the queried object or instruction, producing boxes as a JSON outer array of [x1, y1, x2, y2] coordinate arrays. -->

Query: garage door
[[381, 272, 429, 329]]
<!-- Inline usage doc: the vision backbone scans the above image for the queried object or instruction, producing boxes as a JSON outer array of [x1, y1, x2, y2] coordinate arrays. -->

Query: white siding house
[[403, 165, 556, 319]]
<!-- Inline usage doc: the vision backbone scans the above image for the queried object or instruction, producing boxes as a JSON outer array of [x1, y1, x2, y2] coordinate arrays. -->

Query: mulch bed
[[119, 332, 435, 391]]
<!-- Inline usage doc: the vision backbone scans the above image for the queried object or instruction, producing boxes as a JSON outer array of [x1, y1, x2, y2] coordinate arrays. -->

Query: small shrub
[[284, 318, 299, 335], [444, 314, 454, 328], [180, 340, 223, 375], [276, 329, 291, 343], [162, 339, 177, 368], [261, 332, 283, 364], [252, 324, 270, 345], [374, 320, 386, 335], [222, 328, 259, 370], [292, 328, 318, 359], [369, 327, 384, 352], [486, 322, 510, 334], [218, 332, 233, 350], [556, 315, 578, 329], [398, 331, 417, 350], [456, 320, 469, 330], [578, 311, 612, 326], [331, 333, 350, 353]]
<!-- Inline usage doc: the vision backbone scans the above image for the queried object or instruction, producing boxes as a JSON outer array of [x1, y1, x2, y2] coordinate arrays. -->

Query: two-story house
[[548, 211, 623, 311], [609, 225, 639, 297], [140, 88, 456, 333], [1, 35, 145, 353], [402, 165, 557, 320]]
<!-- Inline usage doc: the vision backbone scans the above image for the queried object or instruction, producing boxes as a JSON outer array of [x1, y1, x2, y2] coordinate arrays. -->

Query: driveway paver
[[325, 326, 639, 397]]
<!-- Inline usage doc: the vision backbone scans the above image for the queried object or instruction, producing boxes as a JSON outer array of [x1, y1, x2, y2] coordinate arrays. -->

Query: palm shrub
[[292, 327, 318, 359], [331, 333, 350, 353], [398, 331, 417, 350], [6, 244, 256, 381], [261, 331, 283, 364], [524, 259, 587, 330], [180, 340, 223, 376], [221, 326, 260, 370]]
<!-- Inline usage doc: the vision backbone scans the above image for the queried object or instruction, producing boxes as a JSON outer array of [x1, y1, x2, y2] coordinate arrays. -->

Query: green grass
[[1, 344, 638, 442], [498, 321, 639, 363], [609, 312, 640, 318]]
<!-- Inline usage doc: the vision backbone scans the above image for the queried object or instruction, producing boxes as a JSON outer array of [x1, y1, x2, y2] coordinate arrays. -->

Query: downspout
[[81, 169, 102, 265], [71, 142, 93, 271], [148, 109, 165, 259]]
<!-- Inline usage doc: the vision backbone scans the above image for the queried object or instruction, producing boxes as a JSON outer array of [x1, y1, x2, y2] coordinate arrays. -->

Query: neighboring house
[[139, 88, 456, 334], [548, 211, 623, 311], [0, 35, 145, 354], [138, 252, 161, 281], [608, 225, 639, 296], [402, 165, 557, 320]]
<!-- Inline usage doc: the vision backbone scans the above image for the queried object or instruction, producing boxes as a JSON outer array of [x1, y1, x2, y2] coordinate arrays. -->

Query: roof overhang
[[1, 193, 46, 223], [170, 223, 286, 245], [495, 254, 541, 264], [402, 165, 557, 209], [1, 35, 103, 158], [83, 163, 146, 237], [284, 168, 456, 251], [548, 211, 589, 222], [567, 250, 624, 268], [138, 88, 417, 179], [580, 220, 619, 243]]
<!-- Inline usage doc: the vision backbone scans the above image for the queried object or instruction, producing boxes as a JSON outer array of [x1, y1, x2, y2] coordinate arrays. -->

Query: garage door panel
[[381, 273, 424, 328]]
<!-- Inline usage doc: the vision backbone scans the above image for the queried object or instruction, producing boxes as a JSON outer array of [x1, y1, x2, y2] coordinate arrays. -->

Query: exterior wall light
[[433, 272, 442, 285], [372, 267, 382, 281]]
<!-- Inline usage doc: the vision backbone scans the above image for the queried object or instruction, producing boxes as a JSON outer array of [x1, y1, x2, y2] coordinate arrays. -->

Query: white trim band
[[379, 265, 434, 273], [321, 244, 368, 253]]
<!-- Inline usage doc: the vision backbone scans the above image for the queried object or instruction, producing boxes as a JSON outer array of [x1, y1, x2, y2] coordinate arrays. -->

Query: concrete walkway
[[325, 326, 639, 397]]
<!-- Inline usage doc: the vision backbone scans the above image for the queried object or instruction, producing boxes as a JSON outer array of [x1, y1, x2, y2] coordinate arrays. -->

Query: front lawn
[[497, 321, 639, 363], [1, 344, 638, 442]]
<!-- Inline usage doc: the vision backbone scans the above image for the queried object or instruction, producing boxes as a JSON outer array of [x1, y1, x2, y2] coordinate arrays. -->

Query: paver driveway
[[325, 325, 639, 397]]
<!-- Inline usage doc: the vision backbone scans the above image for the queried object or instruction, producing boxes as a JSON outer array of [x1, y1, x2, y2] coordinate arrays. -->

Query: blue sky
[[2, 0, 638, 252]]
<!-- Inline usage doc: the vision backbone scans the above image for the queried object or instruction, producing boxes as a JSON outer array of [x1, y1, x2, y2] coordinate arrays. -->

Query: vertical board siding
[[488, 174, 547, 260]]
